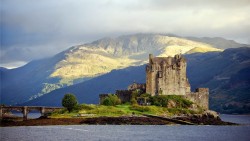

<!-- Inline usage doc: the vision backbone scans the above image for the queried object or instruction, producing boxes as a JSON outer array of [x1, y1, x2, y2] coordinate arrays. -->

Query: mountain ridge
[[1, 33, 248, 106], [23, 47, 250, 114]]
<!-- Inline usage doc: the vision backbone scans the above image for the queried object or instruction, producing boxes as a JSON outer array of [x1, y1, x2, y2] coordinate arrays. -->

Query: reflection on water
[[0, 114, 250, 141], [1, 124, 250, 141]]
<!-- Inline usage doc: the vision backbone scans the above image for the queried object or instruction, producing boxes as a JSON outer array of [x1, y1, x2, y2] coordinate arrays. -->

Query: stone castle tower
[[146, 54, 191, 96], [100, 54, 209, 110]]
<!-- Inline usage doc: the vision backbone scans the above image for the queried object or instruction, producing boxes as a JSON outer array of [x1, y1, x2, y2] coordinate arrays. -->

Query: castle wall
[[115, 90, 132, 103], [185, 88, 209, 110], [99, 83, 146, 104], [99, 91, 133, 104], [127, 83, 146, 92], [146, 54, 190, 96]]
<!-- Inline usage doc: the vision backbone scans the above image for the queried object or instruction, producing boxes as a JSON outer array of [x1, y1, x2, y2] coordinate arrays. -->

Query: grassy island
[[50, 104, 202, 118], [0, 95, 237, 126]]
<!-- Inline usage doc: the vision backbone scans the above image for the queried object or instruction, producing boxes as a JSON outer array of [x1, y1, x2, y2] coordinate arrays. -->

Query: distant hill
[[186, 37, 250, 49], [0, 67, 8, 72], [23, 65, 146, 106], [187, 47, 250, 113], [1, 33, 247, 106], [1, 53, 65, 105], [23, 47, 250, 114]]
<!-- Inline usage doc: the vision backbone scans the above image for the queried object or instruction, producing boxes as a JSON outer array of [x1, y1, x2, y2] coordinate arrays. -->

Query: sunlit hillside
[[4, 33, 239, 105], [50, 34, 222, 84], [50, 47, 138, 82]]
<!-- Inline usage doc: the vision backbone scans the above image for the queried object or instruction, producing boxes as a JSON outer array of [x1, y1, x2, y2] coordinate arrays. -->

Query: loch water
[[1, 114, 250, 141]]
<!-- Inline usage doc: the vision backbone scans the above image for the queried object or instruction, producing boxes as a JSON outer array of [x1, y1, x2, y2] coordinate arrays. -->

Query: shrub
[[150, 95, 193, 108], [102, 97, 113, 106], [131, 91, 140, 99], [140, 93, 151, 98], [62, 93, 78, 112], [150, 95, 168, 107], [130, 98, 138, 105], [101, 94, 121, 106]]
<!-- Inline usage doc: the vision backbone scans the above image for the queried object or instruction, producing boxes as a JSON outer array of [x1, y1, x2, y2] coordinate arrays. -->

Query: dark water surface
[[220, 114, 250, 125], [1, 115, 250, 141]]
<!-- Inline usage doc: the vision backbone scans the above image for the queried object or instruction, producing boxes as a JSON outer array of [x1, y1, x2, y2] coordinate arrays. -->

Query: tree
[[62, 93, 78, 112]]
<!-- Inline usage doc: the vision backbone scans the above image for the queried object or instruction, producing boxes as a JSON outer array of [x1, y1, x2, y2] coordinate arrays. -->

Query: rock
[[203, 110, 219, 118], [167, 100, 176, 108]]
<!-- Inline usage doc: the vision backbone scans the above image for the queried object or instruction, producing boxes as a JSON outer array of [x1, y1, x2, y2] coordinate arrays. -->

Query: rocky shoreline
[[0, 112, 237, 127]]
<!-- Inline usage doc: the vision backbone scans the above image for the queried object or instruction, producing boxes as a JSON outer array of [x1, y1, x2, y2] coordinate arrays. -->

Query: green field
[[51, 104, 203, 118]]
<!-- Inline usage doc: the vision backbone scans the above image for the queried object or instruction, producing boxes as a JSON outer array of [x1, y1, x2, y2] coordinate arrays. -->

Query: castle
[[99, 54, 209, 109], [146, 54, 190, 96]]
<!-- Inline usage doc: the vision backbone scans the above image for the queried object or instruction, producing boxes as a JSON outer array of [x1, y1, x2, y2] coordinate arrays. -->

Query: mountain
[[0, 67, 8, 72], [186, 37, 250, 49], [23, 65, 146, 106], [0, 33, 246, 105], [50, 34, 222, 83], [0, 67, 8, 80], [24, 47, 250, 114], [187, 47, 250, 114], [1, 52, 65, 105]]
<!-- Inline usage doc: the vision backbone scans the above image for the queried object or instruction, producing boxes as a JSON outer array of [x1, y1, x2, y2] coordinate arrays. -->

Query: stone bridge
[[0, 106, 63, 120]]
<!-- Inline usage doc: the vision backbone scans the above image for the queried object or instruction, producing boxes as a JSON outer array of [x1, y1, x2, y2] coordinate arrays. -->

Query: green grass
[[51, 104, 202, 118]]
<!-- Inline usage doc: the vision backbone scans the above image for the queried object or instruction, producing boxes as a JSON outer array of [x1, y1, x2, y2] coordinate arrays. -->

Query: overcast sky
[[1, 0, 250, 68]]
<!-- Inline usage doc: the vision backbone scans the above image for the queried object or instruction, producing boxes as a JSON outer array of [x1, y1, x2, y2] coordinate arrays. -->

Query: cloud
[[1, 0, 250, 68]]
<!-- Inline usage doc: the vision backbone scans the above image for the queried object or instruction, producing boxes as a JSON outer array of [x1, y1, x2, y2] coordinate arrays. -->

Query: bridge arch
[[0, 106, 63, 120]]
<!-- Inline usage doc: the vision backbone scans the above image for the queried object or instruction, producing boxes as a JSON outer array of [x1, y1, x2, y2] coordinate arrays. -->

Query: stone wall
[[127, 83, 146, 92], [99, 83, 146, 104], [185, 88, 209, 110], [99, 90, 133, 104], [115, 90, 133, 103]]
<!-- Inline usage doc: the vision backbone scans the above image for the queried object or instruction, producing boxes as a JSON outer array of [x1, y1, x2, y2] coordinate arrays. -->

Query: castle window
[[158, 71, 162, 78], [151, 66, 154, 72]]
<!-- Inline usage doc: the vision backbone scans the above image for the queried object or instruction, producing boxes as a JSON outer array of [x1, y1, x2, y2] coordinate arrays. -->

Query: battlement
[[147, 54, 186, 71], [127, 82, 146, 92]]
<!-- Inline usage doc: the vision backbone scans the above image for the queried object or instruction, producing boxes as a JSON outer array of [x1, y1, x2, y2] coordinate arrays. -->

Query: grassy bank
[[50, 104, 203, 118]]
